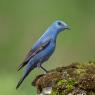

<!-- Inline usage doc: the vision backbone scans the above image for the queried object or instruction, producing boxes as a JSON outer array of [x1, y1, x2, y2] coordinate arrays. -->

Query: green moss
[[50, 79, 77, 95], [66, 84, 74, 92], [57, 79, 67, 86], [66, 80, 77, 92], [50, 91, 59, 95]]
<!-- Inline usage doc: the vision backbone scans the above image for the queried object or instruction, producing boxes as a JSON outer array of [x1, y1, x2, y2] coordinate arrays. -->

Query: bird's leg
[[37, 62, 41, 68], [37, 63, 48, 73], [40, 65, 48, 73]]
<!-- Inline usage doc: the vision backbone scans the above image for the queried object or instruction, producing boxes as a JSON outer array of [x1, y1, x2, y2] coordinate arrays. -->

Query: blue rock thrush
[[16, 20, 70, 89]]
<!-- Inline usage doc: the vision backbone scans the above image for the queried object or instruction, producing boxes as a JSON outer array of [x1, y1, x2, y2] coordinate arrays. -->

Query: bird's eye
[[57, 22, 62, 26]]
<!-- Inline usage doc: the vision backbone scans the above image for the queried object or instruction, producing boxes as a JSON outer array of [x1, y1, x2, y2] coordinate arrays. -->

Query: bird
[[16, 20, 70, 89]]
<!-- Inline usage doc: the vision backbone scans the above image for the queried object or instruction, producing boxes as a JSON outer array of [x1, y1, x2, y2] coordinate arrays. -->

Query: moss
[[50, 91, 59, 95], [50, 79, 77, 95], [32, 61, 95, 94], [32, 72, 61, 93], [79, 74, 95, 91]]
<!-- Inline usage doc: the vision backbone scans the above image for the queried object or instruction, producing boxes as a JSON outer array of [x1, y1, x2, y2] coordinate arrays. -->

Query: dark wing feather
[[17, 40, 50, 71]]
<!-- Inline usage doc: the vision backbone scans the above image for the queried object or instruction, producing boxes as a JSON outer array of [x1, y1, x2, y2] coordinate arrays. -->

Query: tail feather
[[16, 75, 25, 89], [16, 70, 30, 89], [16, 65, 34, 89], [17, 62, 28, 71]]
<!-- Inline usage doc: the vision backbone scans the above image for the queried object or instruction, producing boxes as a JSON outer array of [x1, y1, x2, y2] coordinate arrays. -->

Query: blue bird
[[16, 20, 70, 89]]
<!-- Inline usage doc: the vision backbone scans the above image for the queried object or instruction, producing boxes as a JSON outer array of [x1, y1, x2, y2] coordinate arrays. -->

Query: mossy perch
[[32, 62, 95, 95]]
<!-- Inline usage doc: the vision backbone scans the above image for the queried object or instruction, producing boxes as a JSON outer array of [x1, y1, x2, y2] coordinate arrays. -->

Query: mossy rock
[[32, 62, 95, 95]]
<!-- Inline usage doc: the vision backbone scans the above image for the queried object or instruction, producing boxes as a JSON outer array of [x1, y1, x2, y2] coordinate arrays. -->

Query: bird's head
[[52, 20, 70, 33]]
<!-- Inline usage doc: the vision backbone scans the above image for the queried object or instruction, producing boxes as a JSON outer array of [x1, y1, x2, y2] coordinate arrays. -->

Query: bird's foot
[[37, 63, 48, 73], [40, 66, 48, 74], [37, 63, 41, 68]]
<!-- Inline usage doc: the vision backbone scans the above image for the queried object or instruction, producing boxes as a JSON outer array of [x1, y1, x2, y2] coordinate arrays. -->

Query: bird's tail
[[16, 63, 34, 89], [16, 74, 26, 89]]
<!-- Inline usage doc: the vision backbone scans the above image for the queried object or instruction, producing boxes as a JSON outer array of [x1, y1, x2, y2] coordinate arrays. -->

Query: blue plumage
[[16, 20, 69, 89]]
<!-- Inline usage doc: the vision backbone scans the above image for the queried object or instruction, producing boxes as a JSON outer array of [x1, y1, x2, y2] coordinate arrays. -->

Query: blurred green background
[[0, 0, 95, 95]]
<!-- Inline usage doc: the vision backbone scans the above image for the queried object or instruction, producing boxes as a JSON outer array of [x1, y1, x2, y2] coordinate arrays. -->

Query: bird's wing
[[17, 39, 51, 71]]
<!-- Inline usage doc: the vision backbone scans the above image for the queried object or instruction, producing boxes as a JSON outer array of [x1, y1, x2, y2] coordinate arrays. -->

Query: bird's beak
[[65, 25, 70, 30]]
